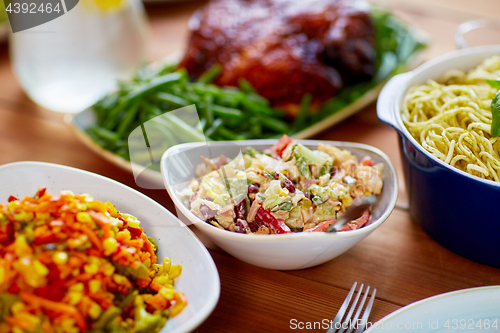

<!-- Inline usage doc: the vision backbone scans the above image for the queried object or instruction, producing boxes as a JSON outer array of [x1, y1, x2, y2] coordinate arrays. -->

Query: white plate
[[0, 161, 220, 333], [365, 286, 500, 332]]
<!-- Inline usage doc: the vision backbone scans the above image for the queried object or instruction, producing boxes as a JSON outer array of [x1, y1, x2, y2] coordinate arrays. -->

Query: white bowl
[[161, 140, 398, 270], [0, 162, 220, 333]]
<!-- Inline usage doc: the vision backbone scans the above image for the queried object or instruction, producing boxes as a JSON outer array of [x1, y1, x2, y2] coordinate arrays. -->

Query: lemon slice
[[80, 0, 126, 12]]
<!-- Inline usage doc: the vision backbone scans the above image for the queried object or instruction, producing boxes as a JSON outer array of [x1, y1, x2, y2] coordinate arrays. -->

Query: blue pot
[[377, 45, 500, 268]]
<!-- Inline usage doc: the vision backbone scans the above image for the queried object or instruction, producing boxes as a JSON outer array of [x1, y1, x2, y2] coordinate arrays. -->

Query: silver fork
[[326, 282, 377, 333]]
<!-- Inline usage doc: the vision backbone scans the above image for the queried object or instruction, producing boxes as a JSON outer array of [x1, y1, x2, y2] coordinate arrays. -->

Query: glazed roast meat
[[179, 0, 376, 115]]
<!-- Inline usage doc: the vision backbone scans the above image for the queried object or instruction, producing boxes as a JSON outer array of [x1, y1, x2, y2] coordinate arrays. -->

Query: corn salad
[[0, 188, 186, 333]]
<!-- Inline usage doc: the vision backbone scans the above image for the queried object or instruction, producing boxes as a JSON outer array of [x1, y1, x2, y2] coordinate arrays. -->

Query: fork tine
[[337, 284, 364, 333], [326, 282, 357, 333], [345, 286, 370, 333], [353, 288, 377, 333]]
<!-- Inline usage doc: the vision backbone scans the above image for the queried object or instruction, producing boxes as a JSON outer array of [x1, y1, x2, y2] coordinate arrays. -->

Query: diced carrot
[[149, 282, 163, 292], [79, 224, 103, 251], [20, 292, 87, 331]]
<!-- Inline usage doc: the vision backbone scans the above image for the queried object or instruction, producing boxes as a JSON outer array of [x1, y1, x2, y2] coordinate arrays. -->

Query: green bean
[[260, 116, 289, 134], [204, 118, 223, 138], [241, 97, 274, 116], [293, 93, 311, 132], [156, 114, 206, 142], [92, 306, 122, 330], [102, 102, 127, 130], [191, 83, 222, 97], [116, 101, 140, 137], [238, 78, 257, 94], [197, 64, 222, 84], [88, 126, 118, 143], [156, 92, 189, 107], [245, 93, 270, 106], [147, 119, 178, 147], [212, 105, 243, 119], [124, 73, 181, 102], [203, 94, 214, 126], [218, 126, 245, 140]]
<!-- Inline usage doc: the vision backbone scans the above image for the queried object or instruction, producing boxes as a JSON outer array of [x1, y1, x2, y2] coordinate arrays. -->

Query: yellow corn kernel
[[162, 258, 171, 273], [53, 251, 68, 265], [14, 235, 31, 257], [88, 201, 107, 213], [14, 211, 34, 222], [8, 200, 20, 211], [169, 265, 182, 280], [76, 212, 92, 223], [143, 258, 151, 268], [116, 230, 131, 241], [60, 190, 75, 197], [84, 263, 99, 275], [60, 318, 78, 333], [279, 188, 289, 196], [35, 212, 50, 220], [112, 274, 128, 285], [103, 263, 115, 276], [153, 275, 168, 285], [126, 219, 140, 228], [69, 282, 84, 292], [88, 280, 102, 293], [33, 260, 49, 276], [66, 291, 83, 306], [88, 302, 102, 319], [76, 203, 88, 211], [103, 237, 118, 256], [152, 264, 163, 275], [0, 266, 4, 285], [12, 327, 24, 333], [159, 287, 175, 300], [106, 201, 119, 218], [10, 301, 24, 315], [342, 196, 353, 207]]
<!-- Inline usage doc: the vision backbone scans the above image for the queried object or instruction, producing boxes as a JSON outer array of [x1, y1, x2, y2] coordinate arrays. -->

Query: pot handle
[[376, 72, 412, 131]]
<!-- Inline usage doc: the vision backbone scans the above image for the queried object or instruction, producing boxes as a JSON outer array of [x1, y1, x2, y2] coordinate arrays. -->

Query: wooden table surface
[[1, 0, 500, 332]]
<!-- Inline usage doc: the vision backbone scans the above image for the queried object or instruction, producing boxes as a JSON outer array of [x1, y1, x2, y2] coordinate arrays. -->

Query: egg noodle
[[402, 55, 500, 181]]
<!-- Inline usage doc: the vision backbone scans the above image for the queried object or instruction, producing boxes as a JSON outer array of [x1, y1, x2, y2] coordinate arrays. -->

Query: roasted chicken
[[179, 0, 376, 116]]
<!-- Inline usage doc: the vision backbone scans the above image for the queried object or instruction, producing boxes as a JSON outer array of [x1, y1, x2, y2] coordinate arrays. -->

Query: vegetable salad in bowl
[[180, 135, 384, 234], [0, 188, 186, 333]]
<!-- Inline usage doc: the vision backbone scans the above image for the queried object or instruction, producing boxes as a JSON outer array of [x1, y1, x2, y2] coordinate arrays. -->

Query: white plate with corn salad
[[0, 162, 220, 333]]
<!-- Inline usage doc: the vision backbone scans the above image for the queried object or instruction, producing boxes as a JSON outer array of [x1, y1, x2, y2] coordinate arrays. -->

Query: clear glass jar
[[9, 0, 149, 113]]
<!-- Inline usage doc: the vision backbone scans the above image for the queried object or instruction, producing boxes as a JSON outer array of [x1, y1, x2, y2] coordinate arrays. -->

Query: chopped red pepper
[[359, 156, 374, 167], [303, 219, 336, 232], [270, 134, 293, 158], [255, 206, 291, 234]]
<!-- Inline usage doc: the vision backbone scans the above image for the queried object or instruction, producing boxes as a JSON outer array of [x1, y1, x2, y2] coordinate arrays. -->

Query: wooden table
[[1, 0, 500, 331]]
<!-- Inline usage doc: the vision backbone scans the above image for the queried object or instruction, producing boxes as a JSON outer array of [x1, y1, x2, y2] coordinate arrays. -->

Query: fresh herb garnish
[[485, 79, 500, 137]]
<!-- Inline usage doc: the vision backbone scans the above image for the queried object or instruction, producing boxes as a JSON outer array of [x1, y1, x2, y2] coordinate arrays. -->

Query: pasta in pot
[[402, 55, 500, 181]]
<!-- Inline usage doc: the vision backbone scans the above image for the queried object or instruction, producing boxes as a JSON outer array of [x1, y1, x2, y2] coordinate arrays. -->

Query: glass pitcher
[[9, 0, 149, 113]]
